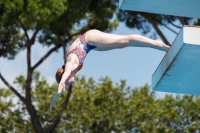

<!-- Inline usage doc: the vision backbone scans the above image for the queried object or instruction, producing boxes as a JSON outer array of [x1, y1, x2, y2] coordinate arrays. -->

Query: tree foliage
[[1, 0, 200, 132], [1, 73, 200, 132], [0, 0, 118, 132], [0, 0, 118, 59]]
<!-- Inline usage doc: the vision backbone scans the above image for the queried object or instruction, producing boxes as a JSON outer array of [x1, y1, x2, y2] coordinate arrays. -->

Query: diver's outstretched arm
[[57, 63, 72, 93]]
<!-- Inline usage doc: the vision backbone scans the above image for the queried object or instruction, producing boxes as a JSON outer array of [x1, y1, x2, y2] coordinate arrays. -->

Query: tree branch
[[0, 43, 6, 58], [64, 25, 70, 37], [0, 30, 10, 41], [52, 28, 67, 63], [162, 24, 178, 34], [19, 20, 29, 40], [62, 44, 66, 63], [30, 29, 39, 45], [47, 85, 73, 133], [169, 21, 182, 29], [51, 28, 67, 63], [146, 13, 170, 45], [0, 31, 10, 57], [51, 28, 65, 46], [0, 72, 27, 104], [26, 103, 45, 133], [25, 39, 32, 104], [66, 19, 95, 43], [177, 16, 188, 25], [0, 71, 44, 132], [32, 45, 61, 70]]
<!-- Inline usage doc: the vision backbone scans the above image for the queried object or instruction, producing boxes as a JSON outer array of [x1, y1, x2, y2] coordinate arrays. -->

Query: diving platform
[[119, 0, 200, 95], [119, 0, 200, 18], [152, 26, 200, 95]]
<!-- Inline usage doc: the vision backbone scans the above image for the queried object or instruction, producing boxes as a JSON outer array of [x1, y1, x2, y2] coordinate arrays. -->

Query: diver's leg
[[85, 29, 170, 51]]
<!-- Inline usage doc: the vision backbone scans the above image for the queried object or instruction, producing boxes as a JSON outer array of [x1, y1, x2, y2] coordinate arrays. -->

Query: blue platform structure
[[119, 0, 200, 18], [152, 26, 200, 95], [119, 0, 200, 95]]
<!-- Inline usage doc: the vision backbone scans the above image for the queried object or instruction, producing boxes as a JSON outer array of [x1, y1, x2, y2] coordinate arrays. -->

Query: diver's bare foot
[[156, 39, 170, 52]]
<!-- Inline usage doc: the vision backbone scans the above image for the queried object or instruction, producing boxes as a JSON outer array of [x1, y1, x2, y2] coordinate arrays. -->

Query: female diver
[[55, 29, 170, 93]]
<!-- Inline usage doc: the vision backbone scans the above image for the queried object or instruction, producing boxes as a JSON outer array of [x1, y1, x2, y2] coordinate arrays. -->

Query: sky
[[0, 22, 181, 98]]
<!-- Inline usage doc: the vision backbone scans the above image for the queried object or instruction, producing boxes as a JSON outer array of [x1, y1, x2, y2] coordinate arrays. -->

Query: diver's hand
[[58, 81, 65, 94]]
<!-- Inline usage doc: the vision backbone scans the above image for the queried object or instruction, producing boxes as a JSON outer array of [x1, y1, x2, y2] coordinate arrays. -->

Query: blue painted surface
[[152, 28, 183, 89], [153, 43, 200, 95], [119, 0, 200, 18], [152, 26, 200, 96], [119, 0, 124, 9]]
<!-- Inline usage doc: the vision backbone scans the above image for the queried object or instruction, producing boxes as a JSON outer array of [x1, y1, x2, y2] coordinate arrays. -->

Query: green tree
[[1, 0, 200, 132], [1, 73, 200, 132], [0, 0, 118, 132]]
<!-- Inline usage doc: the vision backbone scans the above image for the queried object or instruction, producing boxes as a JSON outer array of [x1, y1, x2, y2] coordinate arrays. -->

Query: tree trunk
[[26, 103, 45, 133], [26, 41, 44, 133]]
